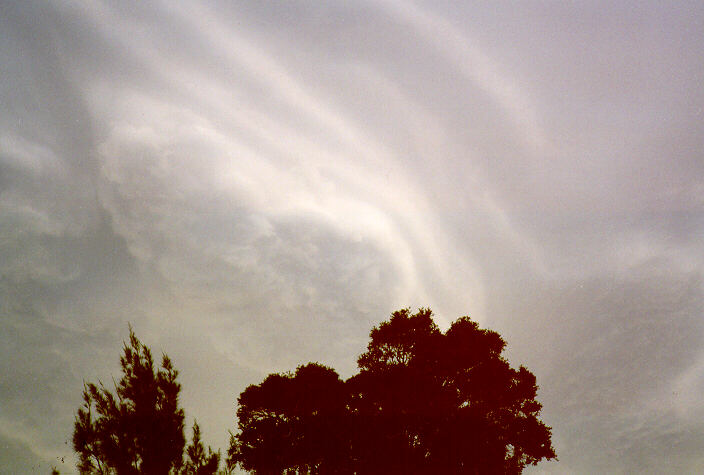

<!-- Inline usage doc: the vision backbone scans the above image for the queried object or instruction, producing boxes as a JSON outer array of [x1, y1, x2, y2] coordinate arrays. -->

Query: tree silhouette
[[230, 363, 350, 474], [180, 421, 220, 475], [229, 308, 556, 474], [350, 308, 556, 473], [73, 327, 186, 474]]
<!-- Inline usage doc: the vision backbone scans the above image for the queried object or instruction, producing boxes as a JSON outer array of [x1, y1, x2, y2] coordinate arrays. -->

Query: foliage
[[180, 421, 220, 475], [73, 327, 187, 474], [230, 363, 350, 474], [230, 308, 556, 474], [350, 308, 556, 473]]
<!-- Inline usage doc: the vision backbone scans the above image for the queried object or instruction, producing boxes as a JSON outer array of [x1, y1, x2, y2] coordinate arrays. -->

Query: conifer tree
[[181, 421, 220, 475], [73, 328, 186, 474]]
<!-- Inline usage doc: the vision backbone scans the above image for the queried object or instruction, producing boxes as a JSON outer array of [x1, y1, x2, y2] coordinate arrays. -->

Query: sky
[[1, 0, 703, 472]]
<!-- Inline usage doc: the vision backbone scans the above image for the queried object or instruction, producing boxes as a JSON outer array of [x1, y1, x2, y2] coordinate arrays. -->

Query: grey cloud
[[2, 0, 703, 472], [0, 434, 54, 474], [487, 260, 703, 472]]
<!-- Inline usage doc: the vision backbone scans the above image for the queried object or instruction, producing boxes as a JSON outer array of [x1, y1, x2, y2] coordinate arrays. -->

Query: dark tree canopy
[[73, 328, 219, 475], [181, 421, 220, 475], [349, 308, 556, 473], [230, 308, 556, 474], [229, 363, 350, 474]]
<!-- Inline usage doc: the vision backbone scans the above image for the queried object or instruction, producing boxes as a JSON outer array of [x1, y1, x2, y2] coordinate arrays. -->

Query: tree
[[350, 308, 556, 473], [181, 421, 220, 475], [229, 363, 350, 474], [347, 308, 443, 473], [229, 308, 556, 474], [73, 327, 186, 474]]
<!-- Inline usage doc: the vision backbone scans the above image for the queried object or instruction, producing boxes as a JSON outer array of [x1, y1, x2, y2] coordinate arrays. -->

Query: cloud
[[373, 0, 549, 152], [1, 0, 703, 472], [488, 258, 703, 473], [0, 434, 54, 474]]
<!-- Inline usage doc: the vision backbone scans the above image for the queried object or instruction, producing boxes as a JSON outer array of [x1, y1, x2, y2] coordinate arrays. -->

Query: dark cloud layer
[[2, 1, 703, 472]]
